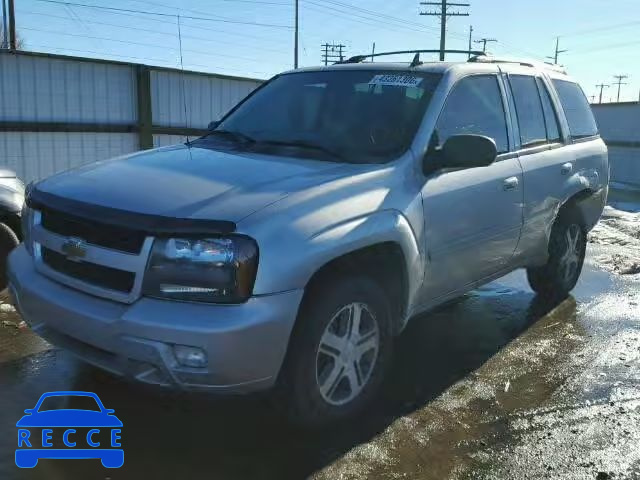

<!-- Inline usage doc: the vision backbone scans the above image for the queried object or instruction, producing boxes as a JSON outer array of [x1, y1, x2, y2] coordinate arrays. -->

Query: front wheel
[[0, 222, 19, 290], [278, 275, 393, 427], [527, 210, 586, 299]]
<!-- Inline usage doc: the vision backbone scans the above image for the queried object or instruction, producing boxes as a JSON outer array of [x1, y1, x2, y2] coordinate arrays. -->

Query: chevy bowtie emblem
[[61, 238, 87, 261]]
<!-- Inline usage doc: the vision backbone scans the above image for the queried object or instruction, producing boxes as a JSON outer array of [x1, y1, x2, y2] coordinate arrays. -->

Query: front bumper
[[8, 245, 304, 394]]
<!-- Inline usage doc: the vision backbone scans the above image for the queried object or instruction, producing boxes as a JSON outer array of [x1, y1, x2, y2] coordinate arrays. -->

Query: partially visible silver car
[[0, 168, 24, 288], [8, 53, 608, 426]]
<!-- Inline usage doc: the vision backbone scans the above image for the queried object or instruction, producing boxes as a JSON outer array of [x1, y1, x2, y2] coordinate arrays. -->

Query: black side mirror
[[424, 134, 497, 174], [207, 120, 220, 131]]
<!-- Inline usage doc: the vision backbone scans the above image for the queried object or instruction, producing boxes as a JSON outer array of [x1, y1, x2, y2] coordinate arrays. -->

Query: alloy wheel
[[315, 302, 380, 406]]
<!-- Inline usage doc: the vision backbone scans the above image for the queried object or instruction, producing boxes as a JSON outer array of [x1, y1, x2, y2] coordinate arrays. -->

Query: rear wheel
[[0, 222, 19, 290], [278, 275, 393, 427], [527, 210, 586, 299]]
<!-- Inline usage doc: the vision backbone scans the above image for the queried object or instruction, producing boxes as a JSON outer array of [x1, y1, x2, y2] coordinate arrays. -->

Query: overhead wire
[[33, 0, 294, 28], [19, 26, 277, 63], [18, 9, 290, 54]]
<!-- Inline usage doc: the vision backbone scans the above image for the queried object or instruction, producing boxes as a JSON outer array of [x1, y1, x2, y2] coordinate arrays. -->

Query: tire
[[526, 209, 586, 299], [0, 222, 19, 290], [277, 275, 393, 427]]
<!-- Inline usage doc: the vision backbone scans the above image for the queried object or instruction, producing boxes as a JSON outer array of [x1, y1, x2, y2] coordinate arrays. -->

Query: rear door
[[420, 73, 524, 300], [505, 68, 569, 258]]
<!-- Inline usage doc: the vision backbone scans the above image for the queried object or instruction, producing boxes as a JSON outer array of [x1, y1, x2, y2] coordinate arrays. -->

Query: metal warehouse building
[[0, 50, 262, 183], [591, 102, 640, 189]]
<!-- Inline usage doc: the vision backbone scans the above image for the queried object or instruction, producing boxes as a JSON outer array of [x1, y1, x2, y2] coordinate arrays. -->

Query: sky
[[5, 0, 640, 102]]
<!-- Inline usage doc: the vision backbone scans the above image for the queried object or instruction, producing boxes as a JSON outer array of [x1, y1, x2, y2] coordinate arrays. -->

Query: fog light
[[173, 345, 207, 368]]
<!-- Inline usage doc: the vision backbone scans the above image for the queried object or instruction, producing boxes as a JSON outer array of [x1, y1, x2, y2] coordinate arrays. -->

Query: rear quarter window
[[552, 80, 599, 139]]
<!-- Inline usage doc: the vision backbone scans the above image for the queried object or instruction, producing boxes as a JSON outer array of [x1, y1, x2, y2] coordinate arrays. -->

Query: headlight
[[142, 236, 258, 303]]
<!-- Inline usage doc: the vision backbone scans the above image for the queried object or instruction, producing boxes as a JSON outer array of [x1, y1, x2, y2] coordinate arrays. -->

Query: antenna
[[177, 14, 191, 145]]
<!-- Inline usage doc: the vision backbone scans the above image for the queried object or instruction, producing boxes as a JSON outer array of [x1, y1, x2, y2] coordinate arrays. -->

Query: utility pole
[[370, 42, 375, 62], [420, 1, 470, 61], [2, 0, 9, 48], [474, 37, 497, 53], [294, 0, 299, 68], [595, 83, 609, 104], [547, 37, 567, 64], [589, 95, 596, 103], [321, 43, 346, 65], [467, 25, 473, 59], [612, 74, 629, 102], [8, 0, 16, 50]]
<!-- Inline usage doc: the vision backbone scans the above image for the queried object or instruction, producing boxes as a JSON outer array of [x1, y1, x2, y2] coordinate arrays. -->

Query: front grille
[[42, 247, 136, 293], [41, 208, 146, 254]]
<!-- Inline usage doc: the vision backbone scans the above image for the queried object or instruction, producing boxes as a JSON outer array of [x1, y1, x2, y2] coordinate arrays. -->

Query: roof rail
[[469, 55, 567, 74], [340, 49, 485, 64], [469, 55, 535, 67]]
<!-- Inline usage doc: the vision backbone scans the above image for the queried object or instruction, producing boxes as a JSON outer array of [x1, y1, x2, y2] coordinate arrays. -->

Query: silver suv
[[9, 54, 608, 426]]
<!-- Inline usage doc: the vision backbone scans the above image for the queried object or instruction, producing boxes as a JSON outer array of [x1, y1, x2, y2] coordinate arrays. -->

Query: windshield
[[215, 70, 442, 164]]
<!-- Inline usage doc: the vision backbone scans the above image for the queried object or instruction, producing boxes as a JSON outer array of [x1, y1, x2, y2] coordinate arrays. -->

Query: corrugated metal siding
[[592, 104, 640, 142], [0, 53, 137, 124], [592, 104, 640, 187], [0, 132, 138, 182], [608, 146, 640, 187], [153, 134, 188, 148], [151, 70, 260, 128]]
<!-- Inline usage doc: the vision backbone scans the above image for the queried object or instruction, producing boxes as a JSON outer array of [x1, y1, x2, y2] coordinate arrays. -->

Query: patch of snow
[[590, 206, 640, 275]]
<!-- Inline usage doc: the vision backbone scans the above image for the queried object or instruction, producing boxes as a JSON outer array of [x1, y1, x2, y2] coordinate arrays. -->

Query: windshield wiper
[[258, 139, 346, 162], [205, 129, 256, 144]]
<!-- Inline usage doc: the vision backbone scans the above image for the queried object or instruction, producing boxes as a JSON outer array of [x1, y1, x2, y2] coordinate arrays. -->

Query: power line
[[612, 75, 629, 102], [419, 1, 470, 61], [25, 43, 272, 76], [563, 39, 640, 56], [23, 2, 293, 45], [474, 37, 496, 53], [561, 19, 640, 37], [315, 0, 455, 35], [19, 26, 272, 63], [33, 0, 294, 28], [304, 1, 437, 35], [18, 9, 290, 54]]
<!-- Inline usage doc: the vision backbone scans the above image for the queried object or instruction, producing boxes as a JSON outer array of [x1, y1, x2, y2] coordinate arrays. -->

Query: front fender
[[251, 209, 424, 304]]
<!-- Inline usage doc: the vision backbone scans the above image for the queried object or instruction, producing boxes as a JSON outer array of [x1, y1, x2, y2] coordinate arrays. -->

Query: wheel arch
[[300, 241, 410, 336], [557, 186, 605, 232]]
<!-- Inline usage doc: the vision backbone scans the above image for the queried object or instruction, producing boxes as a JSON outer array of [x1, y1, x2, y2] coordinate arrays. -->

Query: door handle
[[503, 176, 519, 191], [561, 162, 573, 175]]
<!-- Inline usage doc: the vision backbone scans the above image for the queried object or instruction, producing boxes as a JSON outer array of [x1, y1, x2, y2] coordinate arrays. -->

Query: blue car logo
[[15, 391, 123, 468]]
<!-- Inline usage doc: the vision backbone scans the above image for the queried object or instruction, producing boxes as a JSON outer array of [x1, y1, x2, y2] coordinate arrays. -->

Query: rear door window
[[508, 75, 547, 148], [552, 79, 599, 139], [435, 75, 509, 154], [536, 78, 561, 143]]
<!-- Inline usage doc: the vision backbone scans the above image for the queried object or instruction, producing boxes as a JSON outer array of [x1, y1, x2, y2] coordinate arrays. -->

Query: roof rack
[[340, 49, 485, 64], [469, 55, 567, 74]]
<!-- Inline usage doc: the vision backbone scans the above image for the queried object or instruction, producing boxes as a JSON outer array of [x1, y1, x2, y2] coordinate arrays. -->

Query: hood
[[35, 143, 353, 223]]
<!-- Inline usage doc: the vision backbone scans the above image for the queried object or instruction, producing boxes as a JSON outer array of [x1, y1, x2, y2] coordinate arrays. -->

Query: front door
[[420, 74, 524, 302]]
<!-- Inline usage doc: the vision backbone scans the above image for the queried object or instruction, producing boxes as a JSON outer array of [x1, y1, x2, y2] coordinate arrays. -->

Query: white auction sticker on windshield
[[368, 74, 423, 87]]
